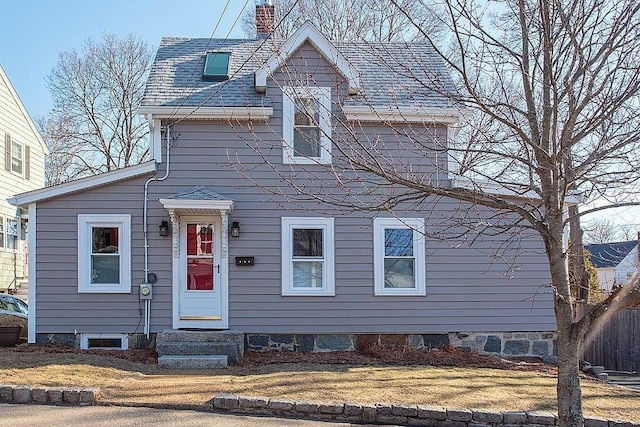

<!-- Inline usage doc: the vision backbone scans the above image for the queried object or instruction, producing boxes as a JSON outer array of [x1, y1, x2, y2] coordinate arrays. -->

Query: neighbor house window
[[282, 86, 332, 164], [373, 218, 426, 296], [78, 214, 131, 293], [4, 133, 30, 179], [11, 140, 23, 175], [6, 218, 18, 251], [0, 216, 5, 249], [282, 217, 334, 296]]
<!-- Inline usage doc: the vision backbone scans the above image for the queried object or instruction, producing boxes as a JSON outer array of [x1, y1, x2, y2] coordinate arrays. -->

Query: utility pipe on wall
[[142, 123, 172, 338]]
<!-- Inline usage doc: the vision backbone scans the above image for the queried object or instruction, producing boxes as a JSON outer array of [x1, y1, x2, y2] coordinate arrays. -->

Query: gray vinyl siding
[[32, 41, 555, 335]]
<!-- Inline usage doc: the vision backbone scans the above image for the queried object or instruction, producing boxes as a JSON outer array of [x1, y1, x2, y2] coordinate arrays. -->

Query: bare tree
[[37, 114, 93, 186], [583, 218, 639, 244], [241, 0, 442, 41], [583, 218, 624, 244], [236, 1, 640, 425], [45, 34, 152, 175]]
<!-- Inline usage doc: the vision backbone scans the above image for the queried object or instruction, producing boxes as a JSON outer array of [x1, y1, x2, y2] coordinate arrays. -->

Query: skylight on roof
[[203, 52, 231, 81]]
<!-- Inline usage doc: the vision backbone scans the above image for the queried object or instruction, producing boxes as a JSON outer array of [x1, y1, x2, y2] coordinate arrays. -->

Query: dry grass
[[0, 348, 638, 422]]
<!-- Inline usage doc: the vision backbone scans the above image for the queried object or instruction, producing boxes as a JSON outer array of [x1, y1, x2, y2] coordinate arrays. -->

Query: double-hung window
[[11, 140, 23, 175], [282, 86, 332, 164], [77, 214, 131, 293], [282, 217, 335, 296], [373, 218, 426, 295], [4, 133, 29, 178]]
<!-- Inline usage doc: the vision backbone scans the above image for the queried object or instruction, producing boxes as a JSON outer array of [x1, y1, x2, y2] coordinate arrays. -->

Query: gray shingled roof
[[141, 36, 457, 110], [166, 185, 231, 202], [586, 241, 638, 268]]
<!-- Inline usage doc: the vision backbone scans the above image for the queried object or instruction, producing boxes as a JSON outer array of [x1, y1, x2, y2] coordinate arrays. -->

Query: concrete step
[[158, 355, 228, 369], [156, 341, 240, 363], [155, 330, 245, 368], [158, 329, 243, 345]]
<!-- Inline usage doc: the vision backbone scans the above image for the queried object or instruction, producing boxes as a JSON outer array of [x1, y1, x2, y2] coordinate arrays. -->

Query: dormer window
[[282, 86, 332, 164], [202, 52, 231, 81]]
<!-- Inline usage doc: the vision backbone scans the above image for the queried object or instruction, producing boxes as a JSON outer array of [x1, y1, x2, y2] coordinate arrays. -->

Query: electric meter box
[[139, 283, 153, 300]]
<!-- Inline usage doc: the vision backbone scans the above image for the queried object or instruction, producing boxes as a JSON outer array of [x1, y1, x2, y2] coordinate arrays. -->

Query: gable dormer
[[254, 21, 362, 95]]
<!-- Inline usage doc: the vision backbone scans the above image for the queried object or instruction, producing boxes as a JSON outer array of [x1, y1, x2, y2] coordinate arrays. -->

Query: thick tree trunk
[[545, 214, 585, 427], [556, 326, 583, 427]]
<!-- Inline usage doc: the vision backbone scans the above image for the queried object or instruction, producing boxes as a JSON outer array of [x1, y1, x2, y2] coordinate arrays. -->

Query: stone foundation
[[245, 331, 557, 358]]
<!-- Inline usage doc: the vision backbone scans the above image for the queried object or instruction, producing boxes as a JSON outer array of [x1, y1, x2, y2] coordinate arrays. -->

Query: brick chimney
[[256, 0, 275, 39]]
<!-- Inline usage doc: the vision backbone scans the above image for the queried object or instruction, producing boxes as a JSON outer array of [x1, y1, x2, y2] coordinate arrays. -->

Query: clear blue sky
[[0, 0, 253, 118]]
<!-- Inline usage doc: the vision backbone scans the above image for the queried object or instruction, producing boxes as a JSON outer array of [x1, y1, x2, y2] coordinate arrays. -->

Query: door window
[[186, 223, 214, 290]]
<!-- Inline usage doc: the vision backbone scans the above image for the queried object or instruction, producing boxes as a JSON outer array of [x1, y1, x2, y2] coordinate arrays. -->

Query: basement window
[[202, 52, 231, 81], [80, 334, 129, 350]]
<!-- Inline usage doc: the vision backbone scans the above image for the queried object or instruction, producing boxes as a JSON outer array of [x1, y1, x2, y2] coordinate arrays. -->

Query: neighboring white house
[[586, 238, 639, 292], [0, 64, 48, 296]]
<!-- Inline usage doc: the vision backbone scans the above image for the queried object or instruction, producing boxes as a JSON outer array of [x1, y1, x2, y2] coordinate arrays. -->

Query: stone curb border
[[1, 385, 638, 427], [208, 393, 639, 427], [0, 384, 99, 406]]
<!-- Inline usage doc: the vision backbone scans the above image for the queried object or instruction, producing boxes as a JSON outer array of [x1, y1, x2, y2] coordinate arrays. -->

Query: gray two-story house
[[9, 8, 555, 366]]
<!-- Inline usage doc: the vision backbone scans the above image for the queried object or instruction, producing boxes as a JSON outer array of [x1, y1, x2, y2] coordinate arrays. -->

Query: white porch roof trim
[[138, 106, 273, 120], [343, 106, 462, 124], [8, 161, 157, 206]]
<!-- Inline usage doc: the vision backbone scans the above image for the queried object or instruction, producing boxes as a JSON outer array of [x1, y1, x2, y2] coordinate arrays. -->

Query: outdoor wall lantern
[[231, 221, 240, 238], [159, 220, 170, 237]]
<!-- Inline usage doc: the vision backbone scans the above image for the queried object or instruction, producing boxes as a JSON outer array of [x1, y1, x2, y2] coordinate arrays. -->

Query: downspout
[[142, 123, 172, 338]]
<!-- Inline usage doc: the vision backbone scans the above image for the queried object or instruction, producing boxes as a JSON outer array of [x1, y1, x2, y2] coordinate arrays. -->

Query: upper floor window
[[373, 218, 426, 296], [282, 86, 332, 164], [281, 217, 335, 296], [4, 133, 30, 179], [77, 214, 131, 293], [11, 140, 23, 175]]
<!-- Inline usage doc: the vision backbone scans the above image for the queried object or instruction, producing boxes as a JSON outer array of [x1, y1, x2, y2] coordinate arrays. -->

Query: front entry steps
[[156, 330, 244, 369]]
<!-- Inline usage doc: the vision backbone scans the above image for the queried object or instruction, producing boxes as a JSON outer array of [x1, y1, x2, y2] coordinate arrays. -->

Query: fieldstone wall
[[245, 331, 557, 358], [447, 331, 557, 358]]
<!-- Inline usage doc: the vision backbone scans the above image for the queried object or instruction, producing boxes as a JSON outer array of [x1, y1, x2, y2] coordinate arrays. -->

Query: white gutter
[[137, 106, 273, 120]]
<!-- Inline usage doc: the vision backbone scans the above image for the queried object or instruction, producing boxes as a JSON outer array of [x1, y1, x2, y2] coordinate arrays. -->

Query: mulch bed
[[4, 342, 557, 374]]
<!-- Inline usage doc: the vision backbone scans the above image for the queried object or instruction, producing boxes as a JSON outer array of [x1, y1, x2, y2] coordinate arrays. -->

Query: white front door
[[173, 215, 228, 329]]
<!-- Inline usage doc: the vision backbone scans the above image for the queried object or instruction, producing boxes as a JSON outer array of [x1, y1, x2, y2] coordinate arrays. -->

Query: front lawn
[[0, 346, 638, 422]]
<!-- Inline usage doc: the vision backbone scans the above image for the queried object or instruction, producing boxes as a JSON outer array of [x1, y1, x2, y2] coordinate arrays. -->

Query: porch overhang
[[158, 199, 234, 216], [159, 186, 234, 260], [159, 185, 234, 216]]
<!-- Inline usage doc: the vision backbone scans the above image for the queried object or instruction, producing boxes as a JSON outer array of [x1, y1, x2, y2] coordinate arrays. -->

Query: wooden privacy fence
[[580, 307, 640, 372]]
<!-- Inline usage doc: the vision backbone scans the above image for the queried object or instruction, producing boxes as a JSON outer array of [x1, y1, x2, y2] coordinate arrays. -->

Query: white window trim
[[4, 216, 19, 253], [282, 217, 335, 296], [282, 86, 332, 165], [78, 214, 131, 293], [0, 214, 5, 250], [373, 217, 426, 296], [80, 333, 129, 350], [10, 139, 24, 177]]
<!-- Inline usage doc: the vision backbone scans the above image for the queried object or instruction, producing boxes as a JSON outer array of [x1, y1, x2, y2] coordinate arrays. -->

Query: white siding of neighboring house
[[615, 245, 639, 286], [0, 66, 47, 293], [596, 267, 616, 293]]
